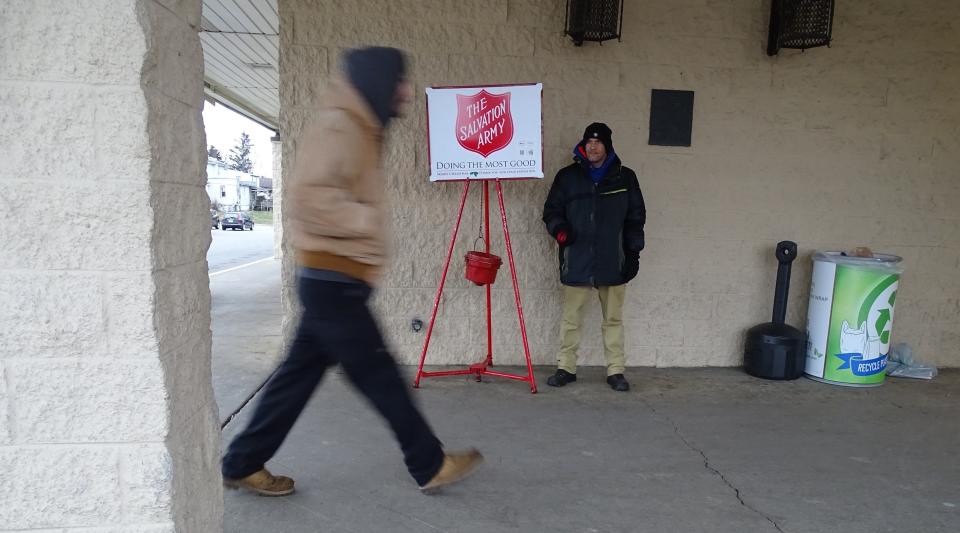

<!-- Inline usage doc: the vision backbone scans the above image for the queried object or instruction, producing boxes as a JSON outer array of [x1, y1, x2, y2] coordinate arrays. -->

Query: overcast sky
[[202, 101, 276, 178]]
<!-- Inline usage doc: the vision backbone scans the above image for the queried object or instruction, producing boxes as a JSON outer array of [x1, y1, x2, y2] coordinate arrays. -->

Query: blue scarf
[[574, 144, 617, 183]]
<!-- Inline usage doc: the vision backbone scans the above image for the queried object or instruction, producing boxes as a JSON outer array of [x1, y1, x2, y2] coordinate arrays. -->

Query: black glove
[[622, 251, 640, 283]]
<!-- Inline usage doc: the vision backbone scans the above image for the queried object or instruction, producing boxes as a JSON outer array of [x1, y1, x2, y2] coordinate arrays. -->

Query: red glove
[[556, 230, 569, 245]]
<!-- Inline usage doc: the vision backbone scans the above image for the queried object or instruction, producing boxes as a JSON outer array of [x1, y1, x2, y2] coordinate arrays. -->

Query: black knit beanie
[[581, 122, 614, 153], [342, 47, 407, 127]]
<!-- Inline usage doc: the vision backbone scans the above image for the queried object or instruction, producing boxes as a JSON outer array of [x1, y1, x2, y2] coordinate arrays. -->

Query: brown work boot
[[420, 449, 484, 492], [223, 468, 295, 497]]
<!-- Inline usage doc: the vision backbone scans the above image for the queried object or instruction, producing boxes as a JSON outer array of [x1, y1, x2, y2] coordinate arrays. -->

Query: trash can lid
[[813, 251, 904, 274]]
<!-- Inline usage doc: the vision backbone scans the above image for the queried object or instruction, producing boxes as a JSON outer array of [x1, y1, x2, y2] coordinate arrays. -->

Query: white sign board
[[426, 83, 543, 181]]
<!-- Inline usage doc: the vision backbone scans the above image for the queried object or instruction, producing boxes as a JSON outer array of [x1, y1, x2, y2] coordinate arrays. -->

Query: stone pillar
[[0, 1, 222, 531], [273, 128, 300, 352], [272, 133, 283, 260]]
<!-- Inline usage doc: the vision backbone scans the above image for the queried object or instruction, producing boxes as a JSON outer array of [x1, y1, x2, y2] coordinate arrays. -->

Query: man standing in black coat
[[542, 123, 646, 391]]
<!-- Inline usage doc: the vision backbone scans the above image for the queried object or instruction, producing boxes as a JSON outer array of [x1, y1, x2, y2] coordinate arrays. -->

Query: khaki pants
[[557, 284, 626, 376]]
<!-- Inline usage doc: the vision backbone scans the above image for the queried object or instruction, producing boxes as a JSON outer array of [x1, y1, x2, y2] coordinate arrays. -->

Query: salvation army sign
[[456, 90, 514, 157], [426, 83, 543, 181]]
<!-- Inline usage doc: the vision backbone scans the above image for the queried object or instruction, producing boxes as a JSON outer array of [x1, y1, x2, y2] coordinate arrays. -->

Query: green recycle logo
[[858, 276, 898, 345]]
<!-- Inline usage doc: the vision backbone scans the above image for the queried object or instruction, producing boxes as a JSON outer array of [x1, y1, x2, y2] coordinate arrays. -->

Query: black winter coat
[[542, 155, 646, 286]]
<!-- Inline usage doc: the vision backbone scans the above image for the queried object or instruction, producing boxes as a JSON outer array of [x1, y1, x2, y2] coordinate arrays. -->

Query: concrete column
[[273, 129, 300, 352], [271, 133, 283, 260], [0, 1, 222, 531]]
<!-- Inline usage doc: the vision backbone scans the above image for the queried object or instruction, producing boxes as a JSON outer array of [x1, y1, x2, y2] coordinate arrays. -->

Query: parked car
[[221, 212, 254, 231], [211, 209, 220, 229]]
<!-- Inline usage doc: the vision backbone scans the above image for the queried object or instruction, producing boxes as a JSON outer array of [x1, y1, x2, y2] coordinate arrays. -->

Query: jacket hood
[[342, 47, 407, 128]]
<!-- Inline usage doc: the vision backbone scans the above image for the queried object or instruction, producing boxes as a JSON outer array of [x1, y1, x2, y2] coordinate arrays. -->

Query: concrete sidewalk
[[210, 267, 959, 533], [211, 257, 283, 424], [219, 372, 959, 532]]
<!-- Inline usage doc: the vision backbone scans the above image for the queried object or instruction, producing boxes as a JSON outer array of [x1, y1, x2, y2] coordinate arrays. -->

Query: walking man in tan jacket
[[221, 47, 482, 496]]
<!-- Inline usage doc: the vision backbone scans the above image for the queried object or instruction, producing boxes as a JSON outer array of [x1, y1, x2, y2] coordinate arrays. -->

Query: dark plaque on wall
[[648, 89, 694, 147]]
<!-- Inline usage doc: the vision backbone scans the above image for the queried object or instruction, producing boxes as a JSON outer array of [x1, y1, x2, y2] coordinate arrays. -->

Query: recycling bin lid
[[813, 251, 903, 274]]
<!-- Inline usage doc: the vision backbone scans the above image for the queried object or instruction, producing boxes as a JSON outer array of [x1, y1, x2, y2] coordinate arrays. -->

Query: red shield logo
[[455, 90, 514, 158]]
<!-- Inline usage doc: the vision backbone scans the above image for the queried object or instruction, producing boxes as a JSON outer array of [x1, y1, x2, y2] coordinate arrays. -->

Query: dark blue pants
[[222, 277, 444, 486]]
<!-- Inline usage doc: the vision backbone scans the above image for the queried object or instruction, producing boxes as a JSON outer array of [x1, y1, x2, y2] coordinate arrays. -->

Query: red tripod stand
[[413, 179, 538, 393]]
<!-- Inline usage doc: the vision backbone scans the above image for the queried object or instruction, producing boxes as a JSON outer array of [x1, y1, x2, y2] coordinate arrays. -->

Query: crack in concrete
[[375, 503, 449, 532], [220, 366, 280, 429], [276, 496, 337, 526], [671, 424, 786, 533], [641, 397, 787, 533]]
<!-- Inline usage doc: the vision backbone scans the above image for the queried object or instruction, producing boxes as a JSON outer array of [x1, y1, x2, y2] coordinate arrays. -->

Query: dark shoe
[[606, 374, 630, 392], [547, 369, 577, 387], [420, 449, 484, 492], [223, 468, 295, 496]]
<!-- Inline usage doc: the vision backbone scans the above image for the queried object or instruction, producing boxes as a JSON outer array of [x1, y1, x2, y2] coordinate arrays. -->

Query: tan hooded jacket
[[288, 78, 389, 284]]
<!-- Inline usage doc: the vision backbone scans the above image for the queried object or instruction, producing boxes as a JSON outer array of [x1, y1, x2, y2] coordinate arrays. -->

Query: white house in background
[[205, 157, 272, 211]]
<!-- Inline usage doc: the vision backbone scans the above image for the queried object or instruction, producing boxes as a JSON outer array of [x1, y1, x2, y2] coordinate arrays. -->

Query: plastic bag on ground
[[886, 342, 938, 380]]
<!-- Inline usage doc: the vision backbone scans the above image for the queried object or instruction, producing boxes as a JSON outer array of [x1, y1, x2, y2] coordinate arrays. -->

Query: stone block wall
[[279, 0, 960, 369], [0, 1, 221, 531]]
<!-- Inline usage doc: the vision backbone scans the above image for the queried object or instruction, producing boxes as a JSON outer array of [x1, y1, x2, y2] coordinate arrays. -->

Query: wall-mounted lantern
[[767, 0, 835, 56], [565, 0, 624, 46]]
